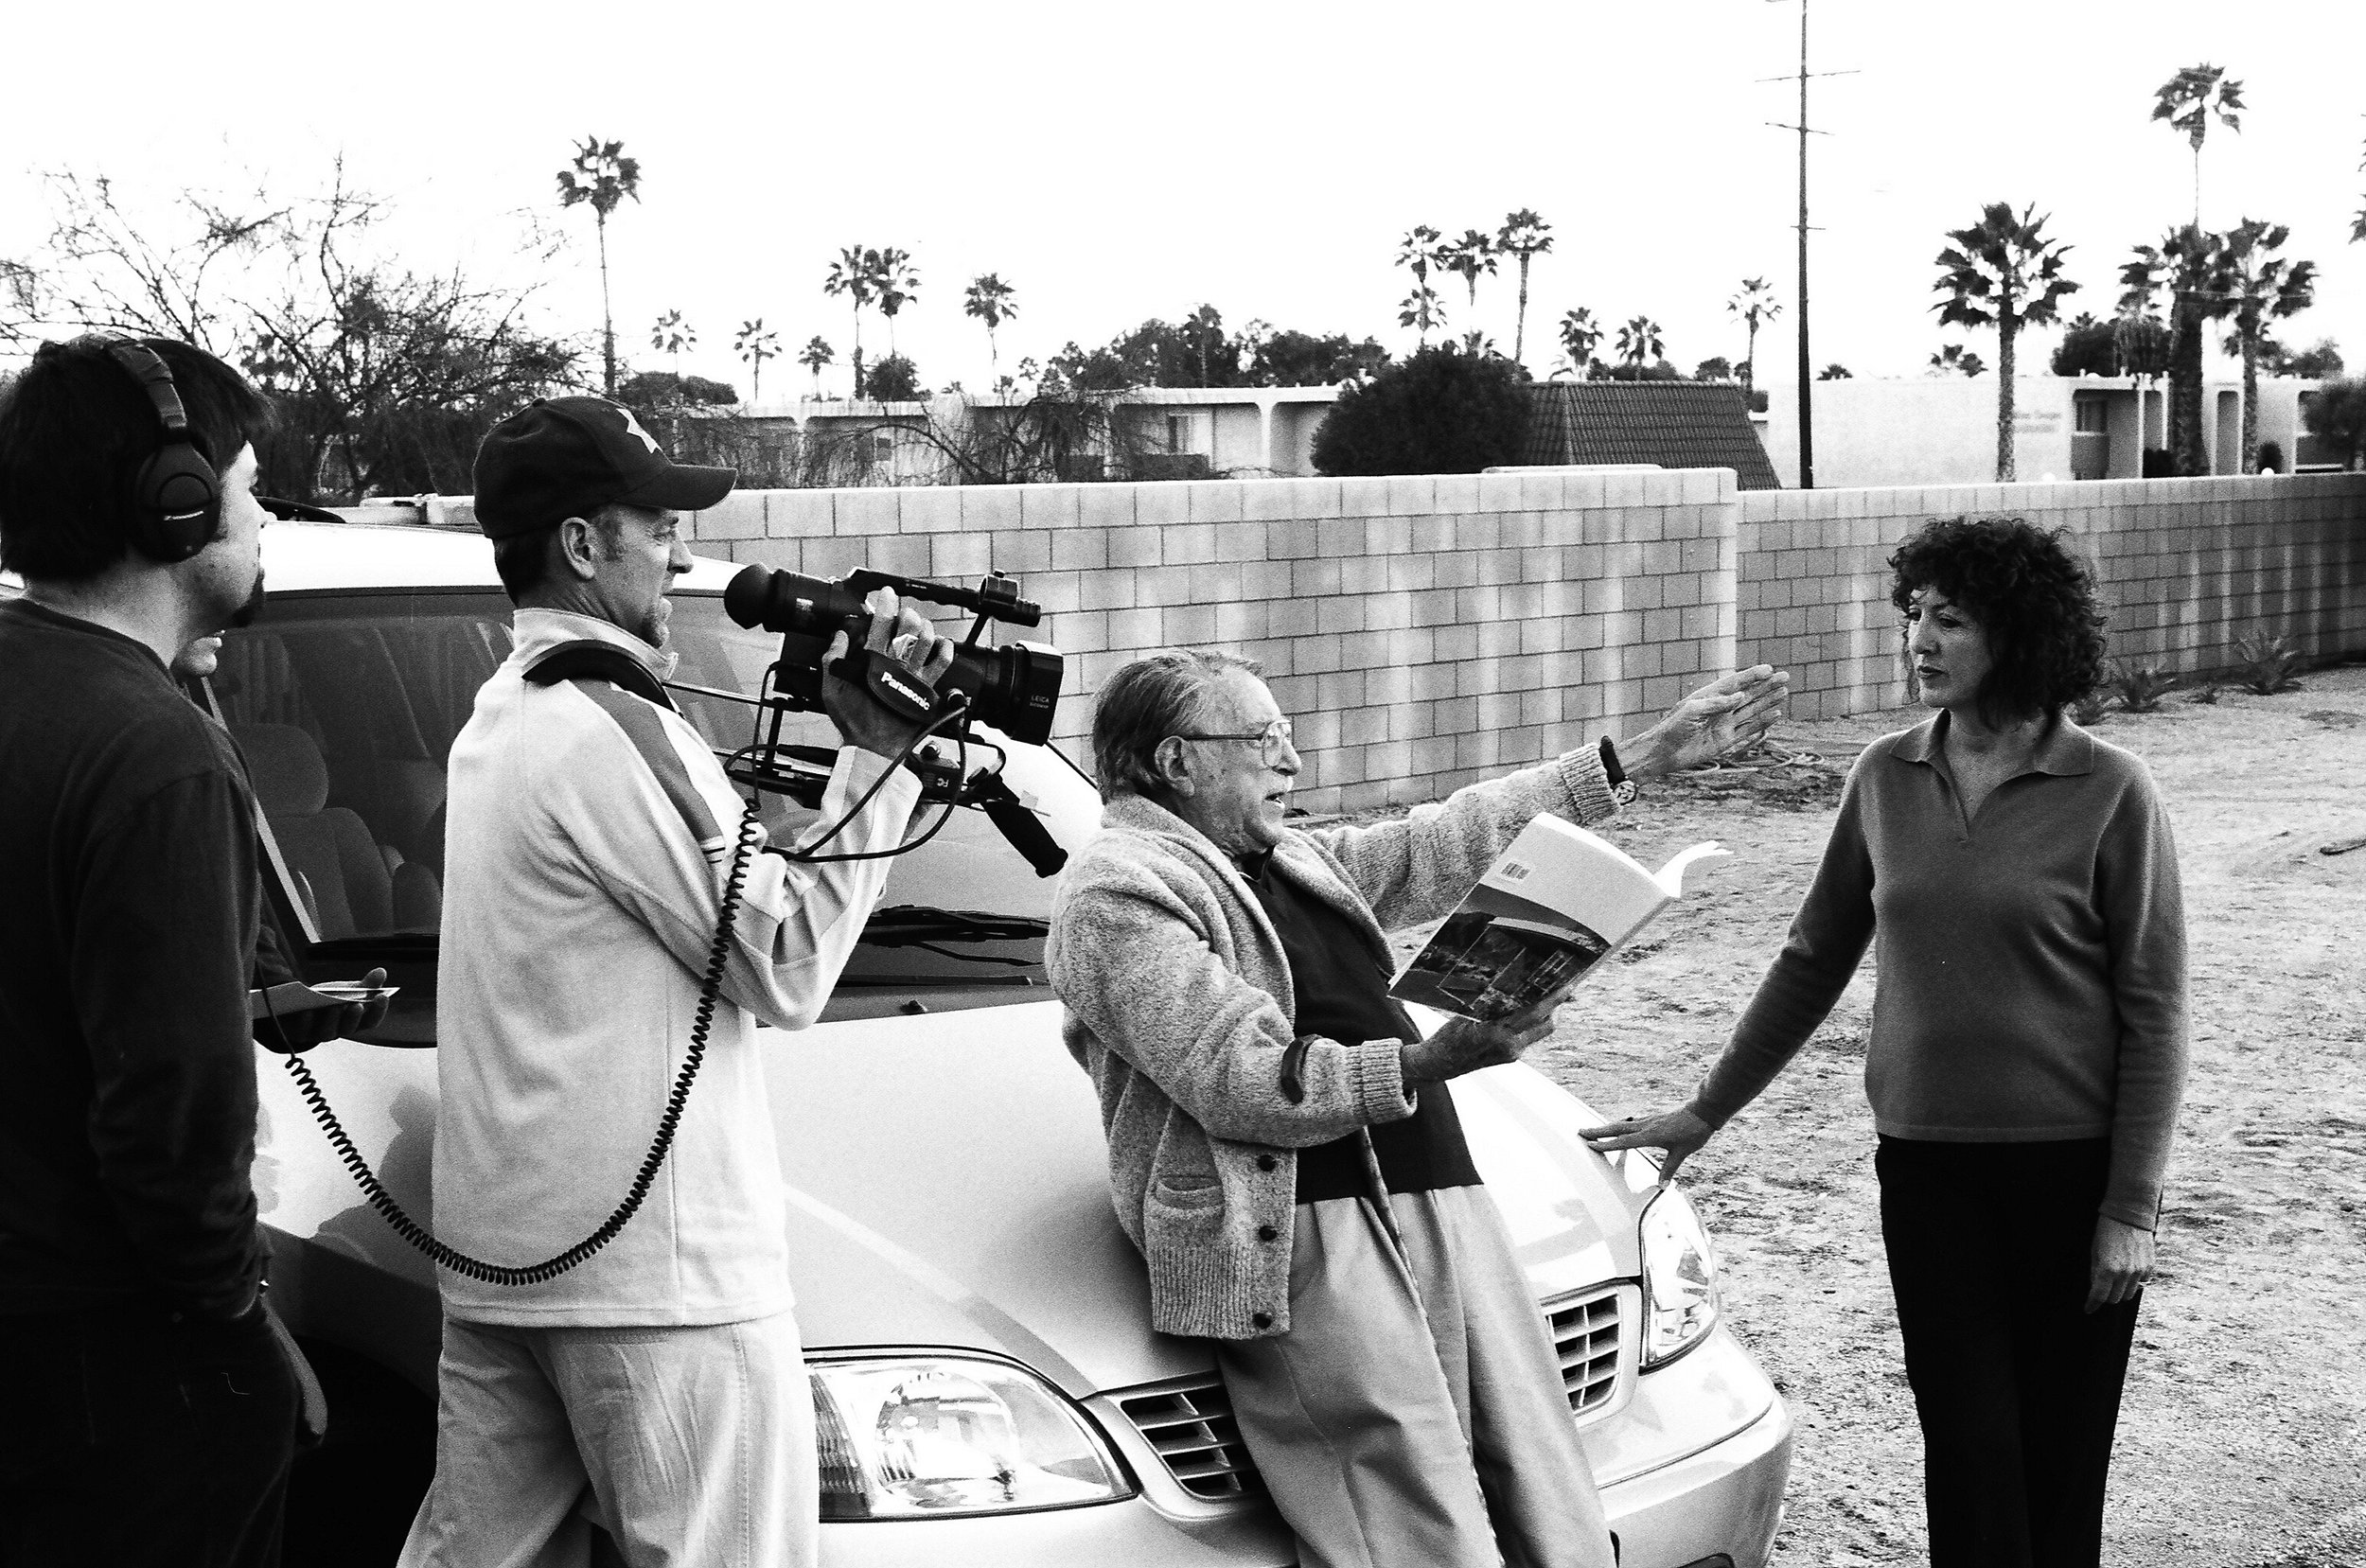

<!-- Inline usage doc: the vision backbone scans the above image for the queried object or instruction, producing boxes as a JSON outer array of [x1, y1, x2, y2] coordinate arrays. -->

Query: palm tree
[[1616, 315, 1664, 369], [870, 247, 920, 358], [733, 318, 780, 405], [1495, 209, 1554, 366], [822, 245, 874, 398], [1439, 230, 1498, 317], [2151, 64, 2244, 230], [1394, 226, 1449, 348], [649, 308, 694, 382], [1932, 202, 2079, 482], [1928, 344, 1987, 378], [556, 136, 642, 395], [1557, 308, 1602, 379], [963, 273, 1018, 378], [2212, 220, 2318, 471], [797, 335, 836, 400], [1726, 276, 1782, 393], [1398, 288, 1445, 348], [2140, 223, 2233, 475]]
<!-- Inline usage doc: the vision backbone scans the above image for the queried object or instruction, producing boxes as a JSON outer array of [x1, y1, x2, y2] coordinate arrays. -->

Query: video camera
[[718, 563, 1068, 875]]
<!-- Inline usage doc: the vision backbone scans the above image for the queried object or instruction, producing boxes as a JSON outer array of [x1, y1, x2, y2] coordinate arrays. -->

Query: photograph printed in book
[[1390, 815, 1727, 1022]]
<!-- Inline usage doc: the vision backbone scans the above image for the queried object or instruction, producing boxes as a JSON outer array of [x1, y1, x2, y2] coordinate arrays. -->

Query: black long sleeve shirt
[[0, 599, 267, 1319]]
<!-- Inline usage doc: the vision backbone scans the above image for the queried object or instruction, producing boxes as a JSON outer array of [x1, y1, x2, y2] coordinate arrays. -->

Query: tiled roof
[[1522, 381, 1782, 489]]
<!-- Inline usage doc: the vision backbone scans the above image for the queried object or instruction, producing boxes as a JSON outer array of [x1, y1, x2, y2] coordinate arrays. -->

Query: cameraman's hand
[[822, 588, 957, 760], [1401, 998, 1559, 1084], [1617, 665, 1790, 780], [256, 968, 391, 1055]]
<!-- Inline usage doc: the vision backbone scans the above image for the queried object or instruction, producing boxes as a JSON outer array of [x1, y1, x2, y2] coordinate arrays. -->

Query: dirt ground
[[1492, 666, 2365, 1566]]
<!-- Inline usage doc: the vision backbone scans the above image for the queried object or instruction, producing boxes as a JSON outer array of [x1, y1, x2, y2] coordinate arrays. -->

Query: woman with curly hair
[[1584, 515, 2188, 1566]]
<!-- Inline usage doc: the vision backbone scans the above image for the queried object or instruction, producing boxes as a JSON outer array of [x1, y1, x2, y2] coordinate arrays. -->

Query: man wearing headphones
[[398, 397, 950, 1568], [0, 335, 374, 1565]]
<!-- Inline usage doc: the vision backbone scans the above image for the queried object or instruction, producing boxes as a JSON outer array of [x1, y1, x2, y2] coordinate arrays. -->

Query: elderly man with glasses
[[1047, 648, 1785, 1568]]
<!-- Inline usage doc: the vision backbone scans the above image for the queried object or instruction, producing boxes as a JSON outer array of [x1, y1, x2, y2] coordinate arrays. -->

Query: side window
[[214, 595, 512, 943]]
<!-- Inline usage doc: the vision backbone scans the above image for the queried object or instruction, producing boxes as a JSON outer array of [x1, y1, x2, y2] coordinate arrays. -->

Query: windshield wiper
[[858, 906, 1049, 968]]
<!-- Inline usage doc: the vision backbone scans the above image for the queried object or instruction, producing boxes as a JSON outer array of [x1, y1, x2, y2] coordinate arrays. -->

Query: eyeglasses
[[1173, 717, 1297, 766]]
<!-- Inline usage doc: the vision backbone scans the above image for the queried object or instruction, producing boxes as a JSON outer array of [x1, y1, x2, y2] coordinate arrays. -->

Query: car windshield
[[206, 588, 1067, 1030]]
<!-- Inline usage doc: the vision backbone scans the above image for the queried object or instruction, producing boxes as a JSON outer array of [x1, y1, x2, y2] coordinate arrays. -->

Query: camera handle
[[280, 795, 767, 1287]]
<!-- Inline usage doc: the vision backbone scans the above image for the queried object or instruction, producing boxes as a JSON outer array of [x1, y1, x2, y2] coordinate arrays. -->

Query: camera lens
[[724, 565, 866, 638]]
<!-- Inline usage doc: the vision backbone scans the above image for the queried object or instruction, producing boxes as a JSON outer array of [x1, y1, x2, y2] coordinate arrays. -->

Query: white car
[[153, 510, 1791, 1566]]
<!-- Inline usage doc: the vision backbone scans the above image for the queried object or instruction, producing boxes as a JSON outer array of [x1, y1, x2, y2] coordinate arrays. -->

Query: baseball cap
[[471, 396, 734, 540]]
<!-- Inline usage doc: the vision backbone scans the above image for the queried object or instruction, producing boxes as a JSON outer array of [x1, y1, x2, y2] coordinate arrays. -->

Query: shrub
[[2301, 378, 2366, 468], [1311, 344, 1531, 476], [2234, 635, 2307, 695], [863, 354, 923, 402], [2186, 680, 2222, 705], [2110, 661, 2178, 713], [2070, 687, 2112, 725]]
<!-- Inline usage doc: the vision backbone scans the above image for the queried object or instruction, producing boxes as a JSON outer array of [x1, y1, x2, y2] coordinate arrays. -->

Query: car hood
[[770, 1000, 1643, 1398]]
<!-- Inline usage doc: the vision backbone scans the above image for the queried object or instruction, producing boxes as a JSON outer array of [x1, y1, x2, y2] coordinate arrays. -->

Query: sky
[[4, 0, 2362, 401]]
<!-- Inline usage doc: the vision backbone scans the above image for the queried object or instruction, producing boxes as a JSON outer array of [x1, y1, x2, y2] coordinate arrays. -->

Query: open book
[[1388, 814, 1726, 1022]]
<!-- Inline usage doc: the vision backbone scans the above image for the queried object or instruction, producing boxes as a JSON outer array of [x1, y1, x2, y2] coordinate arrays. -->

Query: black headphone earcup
[[130, 441, 221, 562]]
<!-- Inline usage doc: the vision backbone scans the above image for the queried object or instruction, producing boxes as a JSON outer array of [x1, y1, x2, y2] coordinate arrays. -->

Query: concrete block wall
[[688, 469, 1742, 814], [1738, 473, 2366, 720]]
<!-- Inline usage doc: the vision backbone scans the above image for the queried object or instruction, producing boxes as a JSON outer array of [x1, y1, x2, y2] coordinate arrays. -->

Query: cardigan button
[[1258, 1224, 1279, 1242], [1256, 1154, 1278, 1172], [1251, 1312, 1273, 1330]]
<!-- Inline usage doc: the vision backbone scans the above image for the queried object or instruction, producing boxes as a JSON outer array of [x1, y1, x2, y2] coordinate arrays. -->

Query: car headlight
[[1638, 1183, 1722, 1368], [808, 1354, 1132, 1520]]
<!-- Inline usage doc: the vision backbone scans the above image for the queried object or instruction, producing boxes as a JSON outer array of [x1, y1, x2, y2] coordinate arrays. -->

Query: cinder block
[[1293, 557, 1345, 597], [1434, 473, 1482, 512], [1135, 483, 1190, 529], [691, 492, 767, 540], [765, 489, 836, 540], [996, 529, 1053, 573], [897, 487, 965, 534], [1213, 520, 1270, 562], [1185, 480, 1246, 523], [960, 486, 1024, 535], [1163, 522, 1218, 565], [1020, 484, 1084, 529], [1339, 556, 1389, 594], [1079, 567, 1139, 611], [1162, 602, 1219, 644], [1106, 607, 1162, 649], [931, 532, 994, 579], [1188, 562, 1245, 604], [1052, 529, 1110, 572], [1386, 475, 1440, 516], [1474, 471, 1527, 514], [1105, 525, 1164, 569], [1315, 597, 1368, 636], [834, 488, 903, 536]]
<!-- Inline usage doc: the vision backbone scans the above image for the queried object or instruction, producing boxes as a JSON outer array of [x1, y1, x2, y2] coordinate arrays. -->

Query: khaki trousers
[[1216, 1185, 1616, 1568], [397, 1311, 816, 1568]]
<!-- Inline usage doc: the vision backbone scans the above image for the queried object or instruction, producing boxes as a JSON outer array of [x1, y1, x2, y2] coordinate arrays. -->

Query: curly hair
[[1887, 515, 2107, 725]]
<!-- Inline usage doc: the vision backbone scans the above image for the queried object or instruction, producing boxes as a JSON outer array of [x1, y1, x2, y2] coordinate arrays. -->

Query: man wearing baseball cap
[[400, 396, 952, 1568]]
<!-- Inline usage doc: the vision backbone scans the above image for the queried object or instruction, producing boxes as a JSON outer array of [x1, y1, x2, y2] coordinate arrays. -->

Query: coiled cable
[[278, 798, 765, 1286]]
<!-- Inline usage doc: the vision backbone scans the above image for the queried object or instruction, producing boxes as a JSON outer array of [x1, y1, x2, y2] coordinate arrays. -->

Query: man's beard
[[226, 571, 266, 629]]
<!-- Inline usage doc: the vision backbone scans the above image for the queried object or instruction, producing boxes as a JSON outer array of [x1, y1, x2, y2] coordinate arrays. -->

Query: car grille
[[1547, 1286, 1623, 1415], [1118, 1290, 1627, 1500], [1115, 1378, 1265, 1500]]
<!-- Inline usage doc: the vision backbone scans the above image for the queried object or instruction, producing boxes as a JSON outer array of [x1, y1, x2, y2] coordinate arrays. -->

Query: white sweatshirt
[[433, 608, 918, 1326]]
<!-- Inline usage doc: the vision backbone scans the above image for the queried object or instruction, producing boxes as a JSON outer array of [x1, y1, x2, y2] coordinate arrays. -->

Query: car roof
[[257, 520, 743, 594]]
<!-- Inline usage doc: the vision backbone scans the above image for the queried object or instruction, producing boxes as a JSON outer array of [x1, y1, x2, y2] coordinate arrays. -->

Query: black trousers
[[0, 1299, 299, 1568], [1876, 1136, 2141, 1568]]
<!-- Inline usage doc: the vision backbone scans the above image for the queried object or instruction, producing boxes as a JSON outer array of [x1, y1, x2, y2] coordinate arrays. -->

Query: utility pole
[[1761, 1, 1853, 490]]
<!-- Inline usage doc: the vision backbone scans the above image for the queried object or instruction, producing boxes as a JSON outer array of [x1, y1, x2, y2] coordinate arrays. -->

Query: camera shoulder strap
[[524, 641, 678, 712], [525, 642, 727, 856]]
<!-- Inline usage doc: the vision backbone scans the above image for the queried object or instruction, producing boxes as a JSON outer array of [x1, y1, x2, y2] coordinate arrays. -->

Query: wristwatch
[[1599, 736, 1638, 805]]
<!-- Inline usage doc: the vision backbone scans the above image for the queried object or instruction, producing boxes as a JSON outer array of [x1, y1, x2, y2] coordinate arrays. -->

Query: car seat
[[234, 723, 410, 940]]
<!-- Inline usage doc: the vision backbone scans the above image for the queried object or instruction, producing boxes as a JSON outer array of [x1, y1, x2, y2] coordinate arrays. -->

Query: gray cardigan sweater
[[1047, 750, 1616, 1340]]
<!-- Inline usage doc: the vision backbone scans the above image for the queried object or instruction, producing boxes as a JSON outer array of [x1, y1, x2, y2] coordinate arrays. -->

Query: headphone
[[105, 341, 221, 563]]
